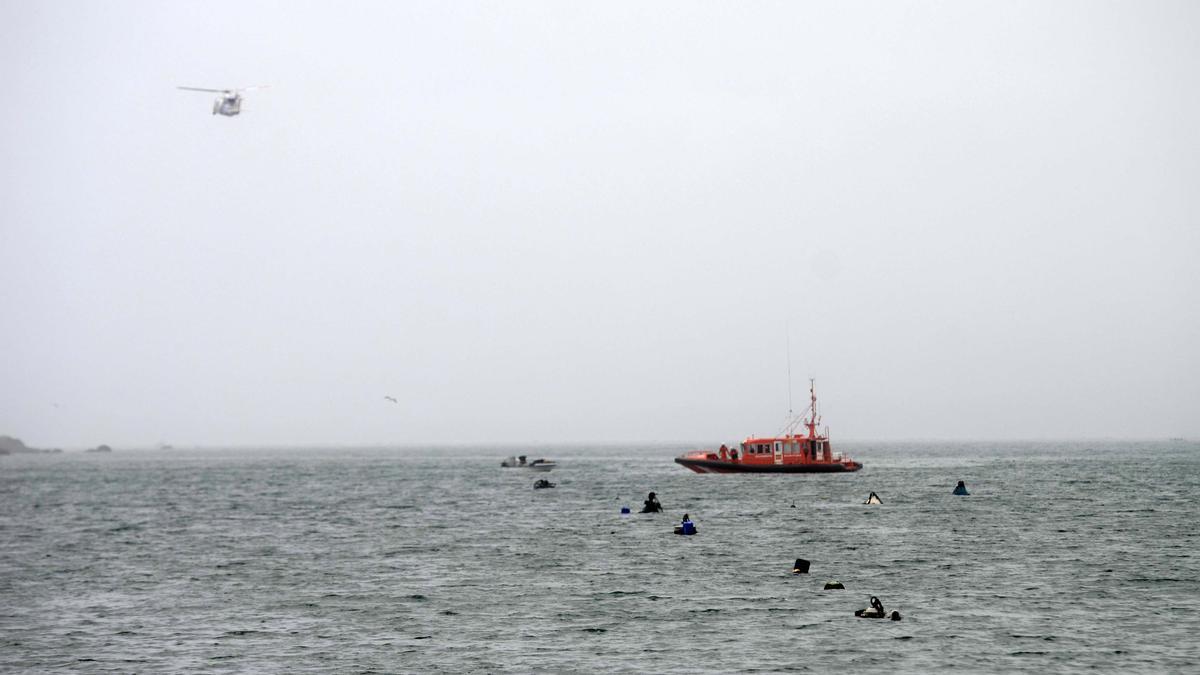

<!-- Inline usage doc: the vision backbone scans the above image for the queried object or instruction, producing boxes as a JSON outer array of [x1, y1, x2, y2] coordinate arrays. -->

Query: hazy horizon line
[[12, 436, 1193, 453]]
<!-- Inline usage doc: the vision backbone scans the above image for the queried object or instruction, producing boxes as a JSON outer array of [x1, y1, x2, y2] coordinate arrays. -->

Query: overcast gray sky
[[2, 1, 1197, 448]]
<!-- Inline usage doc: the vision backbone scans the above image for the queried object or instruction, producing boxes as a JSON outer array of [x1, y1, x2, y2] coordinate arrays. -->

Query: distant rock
[[0, 435, 62, 454], [0, 435, 29, 454], [85, 444, 113, 453]]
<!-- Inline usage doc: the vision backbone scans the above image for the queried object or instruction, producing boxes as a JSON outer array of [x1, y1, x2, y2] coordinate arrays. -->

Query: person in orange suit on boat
[[718, 444, 728, 460]]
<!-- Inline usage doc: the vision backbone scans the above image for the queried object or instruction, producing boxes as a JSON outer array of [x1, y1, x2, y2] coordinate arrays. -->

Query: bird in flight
[[383, 396, 398, 403]]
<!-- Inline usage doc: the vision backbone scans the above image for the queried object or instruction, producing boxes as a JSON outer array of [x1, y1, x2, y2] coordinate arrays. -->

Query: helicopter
[[177, 85, 269, 116]]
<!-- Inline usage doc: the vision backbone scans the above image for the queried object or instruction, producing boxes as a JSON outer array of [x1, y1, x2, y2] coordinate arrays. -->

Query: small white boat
[[501, 455, 556, 471]]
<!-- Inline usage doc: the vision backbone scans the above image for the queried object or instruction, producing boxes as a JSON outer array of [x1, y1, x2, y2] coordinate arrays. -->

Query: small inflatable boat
[[855, 596, 901, 621], [673, 516, 697, 535]]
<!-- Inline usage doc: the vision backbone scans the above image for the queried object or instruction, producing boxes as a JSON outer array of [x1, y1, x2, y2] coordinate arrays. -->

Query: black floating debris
[[534, 479, 555, 489], [823, 580, 845, 590], [792, 558, 810, 574]]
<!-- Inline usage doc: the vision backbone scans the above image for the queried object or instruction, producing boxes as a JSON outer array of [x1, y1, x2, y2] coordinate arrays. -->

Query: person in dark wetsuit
[[641, 492, 662, 513], [953, 480, 970, 496]]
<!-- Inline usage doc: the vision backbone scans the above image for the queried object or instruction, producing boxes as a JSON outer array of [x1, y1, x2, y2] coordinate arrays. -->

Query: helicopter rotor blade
[[177, 86, 228, 93], [235, 85, 271, 92]]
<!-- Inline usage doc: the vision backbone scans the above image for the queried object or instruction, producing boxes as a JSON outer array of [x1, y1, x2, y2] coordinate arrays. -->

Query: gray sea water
[[2, 441, 1198, 673]]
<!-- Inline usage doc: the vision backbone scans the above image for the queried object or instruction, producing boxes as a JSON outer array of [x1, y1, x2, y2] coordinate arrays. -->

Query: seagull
[[383, 396, 398, 403]]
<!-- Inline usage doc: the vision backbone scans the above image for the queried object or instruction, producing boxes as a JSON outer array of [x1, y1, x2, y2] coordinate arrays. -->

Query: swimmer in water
[[641, 492, 663, 513]]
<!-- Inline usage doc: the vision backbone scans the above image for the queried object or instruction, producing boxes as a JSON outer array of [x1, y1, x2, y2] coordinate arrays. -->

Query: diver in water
[[641, 492, 663, 513], [674, 513, 697, 535], [864, 491, 882, 505], [953, 480, 969, 496]]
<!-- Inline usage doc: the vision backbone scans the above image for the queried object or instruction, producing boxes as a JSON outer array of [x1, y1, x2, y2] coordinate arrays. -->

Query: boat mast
[[807, 379, 817, 439]]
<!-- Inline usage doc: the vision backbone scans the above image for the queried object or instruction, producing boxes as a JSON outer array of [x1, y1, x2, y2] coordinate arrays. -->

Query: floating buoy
[[823, 580, 845, 590], [792, 558, 810, 574], [620, 506, 631, 515], [864, 492, 882, 505]]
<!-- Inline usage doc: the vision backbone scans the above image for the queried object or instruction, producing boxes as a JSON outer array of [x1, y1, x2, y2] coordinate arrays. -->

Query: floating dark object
[[792, 558, 810, 574], [620, 506, 631, 515], [953, 480, 969, 496], [823, 580, 845, 590], [533, 479, 555, 489]]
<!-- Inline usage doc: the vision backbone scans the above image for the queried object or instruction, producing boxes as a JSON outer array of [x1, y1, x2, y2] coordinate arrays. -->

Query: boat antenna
[[786, 322, 793, 416]]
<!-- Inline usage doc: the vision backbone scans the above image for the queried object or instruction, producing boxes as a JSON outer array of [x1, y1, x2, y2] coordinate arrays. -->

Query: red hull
[[674, 456, 862, 474]]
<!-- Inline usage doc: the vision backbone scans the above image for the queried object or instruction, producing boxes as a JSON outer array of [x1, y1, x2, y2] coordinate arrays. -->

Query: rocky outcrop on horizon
[[0, 436, 63, 454]]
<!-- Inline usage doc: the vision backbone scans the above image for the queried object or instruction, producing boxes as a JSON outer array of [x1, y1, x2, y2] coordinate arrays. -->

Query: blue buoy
[[620, 506, 631, 515]]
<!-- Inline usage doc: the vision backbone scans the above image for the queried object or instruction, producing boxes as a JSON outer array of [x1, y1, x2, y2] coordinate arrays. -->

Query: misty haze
[[2, 2, 1196, 449]]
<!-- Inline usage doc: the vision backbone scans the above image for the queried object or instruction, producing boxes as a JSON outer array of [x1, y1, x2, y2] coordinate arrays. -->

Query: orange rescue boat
[[674, 380, 862, 474]]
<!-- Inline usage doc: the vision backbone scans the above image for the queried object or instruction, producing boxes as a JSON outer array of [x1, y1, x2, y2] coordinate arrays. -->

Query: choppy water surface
[[2, 441, 1198, 673]]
